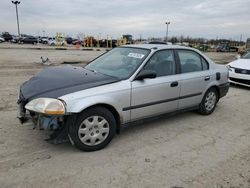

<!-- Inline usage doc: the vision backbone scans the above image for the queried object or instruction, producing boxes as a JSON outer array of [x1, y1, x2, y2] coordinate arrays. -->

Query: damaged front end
[[17, 91, 74, 144], [16, 65, 118, 145]]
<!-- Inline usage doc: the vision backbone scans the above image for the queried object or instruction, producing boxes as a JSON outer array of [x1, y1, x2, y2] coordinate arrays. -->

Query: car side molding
[[123, 92, 202, 111]]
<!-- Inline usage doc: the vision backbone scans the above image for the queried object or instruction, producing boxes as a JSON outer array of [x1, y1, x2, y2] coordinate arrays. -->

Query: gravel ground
[[0, 46, 249, 188]]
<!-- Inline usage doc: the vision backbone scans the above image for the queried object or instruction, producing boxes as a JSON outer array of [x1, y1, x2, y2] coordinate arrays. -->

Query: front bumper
[[17, 93, 72, 144], [17, 103, 72, 144], [229, 70, 250, 87], [17, 100, 64, 130]]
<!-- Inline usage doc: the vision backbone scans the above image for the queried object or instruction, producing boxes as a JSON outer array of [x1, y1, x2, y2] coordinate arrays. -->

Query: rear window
[[177, 50, 209, 73]]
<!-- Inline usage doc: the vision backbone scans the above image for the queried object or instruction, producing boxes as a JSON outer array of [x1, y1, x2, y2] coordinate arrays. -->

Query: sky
[[0, 0, 250, 40]]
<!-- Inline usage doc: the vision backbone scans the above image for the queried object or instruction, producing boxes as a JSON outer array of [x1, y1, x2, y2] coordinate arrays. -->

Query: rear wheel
[[198, 88, 218, 115], [69, 107, 116, 151]]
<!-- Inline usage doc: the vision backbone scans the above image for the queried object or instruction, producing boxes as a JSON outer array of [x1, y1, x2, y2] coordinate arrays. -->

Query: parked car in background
[[17, 44, 229, 151], [39, 37, 49, 44], [10, 36, 19, 43], [0, 36, 5, 43], [48, 38, 60, 46], [48, 37, 66, 46], [48, 38, 55, 46], [66, 37, 73, 44], [216, 43, 230, 52], [227, 52, 250, 87], [20, 36, 38, 44], [1, 32, 13, 41], [216, 42, 238, 52]]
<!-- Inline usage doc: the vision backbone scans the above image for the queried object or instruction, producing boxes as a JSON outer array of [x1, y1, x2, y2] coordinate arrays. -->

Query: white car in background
[[227, 52, 250, 87], [48, 38, 56, 46], [48, 37, 66, 46]]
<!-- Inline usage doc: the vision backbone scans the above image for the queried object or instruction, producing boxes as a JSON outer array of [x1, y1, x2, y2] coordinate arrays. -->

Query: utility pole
[[12, 1, 21, 38], [165, 21, 170, 43]]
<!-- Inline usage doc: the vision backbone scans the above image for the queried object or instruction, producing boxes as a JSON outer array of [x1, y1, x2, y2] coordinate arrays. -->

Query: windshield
[[85, 47, 150, 79], [242, 52, 250, 59]]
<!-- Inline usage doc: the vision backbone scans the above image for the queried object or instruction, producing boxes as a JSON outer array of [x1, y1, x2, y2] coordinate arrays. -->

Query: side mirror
[[135, 70, 157, 80], [236, 54, 241, 59]]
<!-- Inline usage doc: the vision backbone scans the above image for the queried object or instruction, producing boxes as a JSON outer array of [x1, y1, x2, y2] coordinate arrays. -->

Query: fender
[[59, 80, 132, 124], [202, 66, 228, 100]]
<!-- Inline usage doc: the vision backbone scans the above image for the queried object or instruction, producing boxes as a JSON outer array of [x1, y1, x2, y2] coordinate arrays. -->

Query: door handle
[[170, 81, 178, 87], [204, 76, 210, 81]]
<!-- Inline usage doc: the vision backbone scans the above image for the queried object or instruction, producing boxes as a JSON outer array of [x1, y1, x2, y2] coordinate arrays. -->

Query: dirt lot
[[0, 45, 249, 188]]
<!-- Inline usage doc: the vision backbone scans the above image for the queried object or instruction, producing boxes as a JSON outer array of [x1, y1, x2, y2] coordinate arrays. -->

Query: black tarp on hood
[[20, 65, 119, 101]]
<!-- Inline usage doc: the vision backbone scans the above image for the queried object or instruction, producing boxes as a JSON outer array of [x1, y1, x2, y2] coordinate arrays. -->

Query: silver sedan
[[18, 44, 229, 151]]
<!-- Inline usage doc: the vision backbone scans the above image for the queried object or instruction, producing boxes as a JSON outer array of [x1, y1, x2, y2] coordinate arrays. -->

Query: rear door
[[130, 50, 181, 121], [176, 50, 211, 109]]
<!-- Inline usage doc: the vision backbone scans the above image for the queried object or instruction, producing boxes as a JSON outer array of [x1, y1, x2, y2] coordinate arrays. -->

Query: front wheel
[[69, 107, 116, 151], [198, 88, 218, 115]]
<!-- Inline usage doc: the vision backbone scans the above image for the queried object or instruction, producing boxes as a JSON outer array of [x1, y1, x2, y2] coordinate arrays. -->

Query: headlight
[[25, 98, 66, 115], [226, 65, 233, 71]]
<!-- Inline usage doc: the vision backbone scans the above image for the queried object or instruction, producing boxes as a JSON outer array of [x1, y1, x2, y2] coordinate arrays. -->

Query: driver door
[[130, 50, 181, 121]]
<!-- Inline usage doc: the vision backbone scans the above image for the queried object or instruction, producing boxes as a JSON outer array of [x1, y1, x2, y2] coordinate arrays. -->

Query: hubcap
[[204, 91, 216, 111], [78, 116, 110, 146]]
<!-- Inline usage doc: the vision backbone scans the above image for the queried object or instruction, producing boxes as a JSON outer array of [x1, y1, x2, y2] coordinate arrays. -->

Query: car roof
[[123, 44, 193, 51]]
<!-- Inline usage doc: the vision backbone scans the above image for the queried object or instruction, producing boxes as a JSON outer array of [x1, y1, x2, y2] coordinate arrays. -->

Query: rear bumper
[[218, 83, 230, 98]]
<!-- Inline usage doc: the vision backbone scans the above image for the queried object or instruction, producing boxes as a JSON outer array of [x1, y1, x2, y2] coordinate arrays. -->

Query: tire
[[69, 106, 116, 152], [198, 87, 218, 115]]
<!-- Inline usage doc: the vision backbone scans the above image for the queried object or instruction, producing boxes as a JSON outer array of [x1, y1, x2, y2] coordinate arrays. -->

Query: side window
[[201, 57, 209, 70], [143, 50, 176, 77], [178, 50, 202, 73]]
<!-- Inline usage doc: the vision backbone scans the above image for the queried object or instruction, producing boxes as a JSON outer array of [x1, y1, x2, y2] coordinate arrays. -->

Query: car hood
[[20, 65, 119, 101], [229, 59, 250, 70]]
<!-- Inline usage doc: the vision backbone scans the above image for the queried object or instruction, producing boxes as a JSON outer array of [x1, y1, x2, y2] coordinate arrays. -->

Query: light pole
[[165, 21, 170, 43], [12, 1, 21, 38]]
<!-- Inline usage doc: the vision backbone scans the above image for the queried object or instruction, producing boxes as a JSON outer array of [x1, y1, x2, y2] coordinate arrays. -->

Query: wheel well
[[82, 104, 121, 134], [210, 86, 220, 102]]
